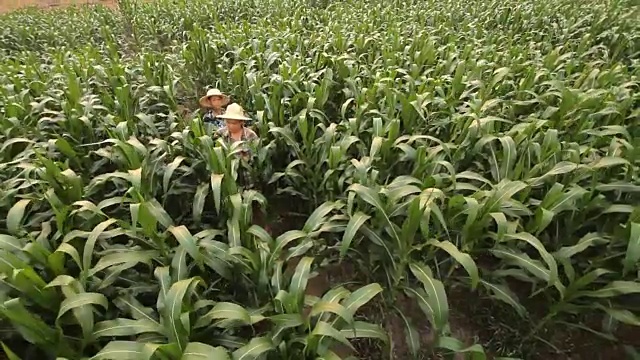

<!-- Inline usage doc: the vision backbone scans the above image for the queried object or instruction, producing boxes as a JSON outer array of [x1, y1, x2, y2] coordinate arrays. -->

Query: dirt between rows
[[263, 200, 640, 360], [0, 0, 116, 13]]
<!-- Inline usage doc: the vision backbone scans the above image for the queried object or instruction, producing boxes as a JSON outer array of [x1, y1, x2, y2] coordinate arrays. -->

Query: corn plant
[[0, 0, 639, 359]]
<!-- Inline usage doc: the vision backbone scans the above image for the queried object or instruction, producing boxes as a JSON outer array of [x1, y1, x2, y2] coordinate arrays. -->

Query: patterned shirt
[[203, 109, 254, 134], [216, 127, 259, 190], [215, 127, 259, 144]]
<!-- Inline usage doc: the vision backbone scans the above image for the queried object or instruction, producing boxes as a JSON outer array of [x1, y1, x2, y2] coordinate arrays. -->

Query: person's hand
[[241, 150, 250, 160]]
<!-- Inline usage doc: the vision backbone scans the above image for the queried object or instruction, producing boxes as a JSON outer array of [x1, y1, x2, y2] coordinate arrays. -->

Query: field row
[[0, 0, 638, 359], [0, 0, 116, 13]]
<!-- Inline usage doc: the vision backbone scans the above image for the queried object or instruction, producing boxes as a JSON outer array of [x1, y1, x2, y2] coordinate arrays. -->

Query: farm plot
[[0, 0, 638, 359], [0, 0, 115, 13]]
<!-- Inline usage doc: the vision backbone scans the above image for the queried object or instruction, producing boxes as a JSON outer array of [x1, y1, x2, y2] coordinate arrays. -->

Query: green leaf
[[340, 212, 370, 259], [48, 277, 94, 339], [436, 336, 486, 359], [312, 321, 355, 351], [601, 308, 640, 327], [395, 309, 420, 357], [7, 199, 31, 235], [484, 180, 528, 213], [83, 219, 118, 273], [348, 184, 385, 211], [359, 225, 397, 272], [113, 296, 159, 323], [554, 233, 608, 260], [479, 280, 526, 318], [57, 292, 108, 320], [428, 240, 479, 289], [271, 230, 307, 261], [182, 342, 230, 359], [491, 248, 550, 282], [93, 318, 163, 338], [172, 246, 189, 281], [339, 321, 388, 342], [310, 301, 353, 323], [162, 277, 202, 351], [247, 225, 273, 245], [623, 223, 640, 275], [269, 314, 304, 340], [90, 250, 158, 275], [322, 286, 351, 304], [304, 202, 340, 233], [155, 266, 172, 310], [1, 342, 23, 360], [409, 263, 449, 331], [145, 199, 174, 229], [455, 171, 492, 187], [289, 256, 313, 306], [498, 136, 517, 180], [169, 226, 201, 263], [164, 156, 186, 193], [341, 283, 382, 314], [0, 299, 58, 347], [211, 174, 224, 215], [198, 302, 252, 328], [232, 337, 274, 360], [91, 341, 152, 360], [503, 232, 558, 286], [590, 156, 630, 169], [583, 281, 640, 298], [565, 268, 613, 297], [0, 234, 25, 252], [193, 183, 210, 223]]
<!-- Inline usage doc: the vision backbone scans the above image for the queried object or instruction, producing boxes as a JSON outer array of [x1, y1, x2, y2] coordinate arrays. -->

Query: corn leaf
[[6, 199, 31, 235], [232, 337, 274, 360], [182, 342, 230, 359], [623, 223, 640, 275], [93, 318, 163, 338]]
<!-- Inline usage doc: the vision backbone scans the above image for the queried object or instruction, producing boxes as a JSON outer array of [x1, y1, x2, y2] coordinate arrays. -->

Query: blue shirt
[[203, 110, 225, 131], [202, 109, 253, 134]]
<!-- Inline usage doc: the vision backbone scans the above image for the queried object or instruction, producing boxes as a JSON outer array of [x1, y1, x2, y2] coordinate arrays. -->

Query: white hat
[[217, 103, 251, 121], [199, 88, 230, 108]]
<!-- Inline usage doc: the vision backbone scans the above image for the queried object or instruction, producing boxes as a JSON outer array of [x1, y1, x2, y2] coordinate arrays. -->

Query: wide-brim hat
[[217, 103, 251, 121], [199, 88, 230, 108]]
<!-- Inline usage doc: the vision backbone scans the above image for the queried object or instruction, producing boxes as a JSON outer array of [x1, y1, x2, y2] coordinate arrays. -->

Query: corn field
[[0, 0, 638, 359], [0, 0, 116, 13]]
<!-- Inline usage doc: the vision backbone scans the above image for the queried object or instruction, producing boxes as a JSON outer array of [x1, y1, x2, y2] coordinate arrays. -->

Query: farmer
[[215, 103, 259, 144], [199, 88, 229, 132], [215, 103, 259, 190]]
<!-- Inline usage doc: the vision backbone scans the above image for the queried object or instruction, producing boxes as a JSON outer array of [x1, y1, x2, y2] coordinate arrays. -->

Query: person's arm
[[215, 127, 231, 141], [245, 128, 259, 141]]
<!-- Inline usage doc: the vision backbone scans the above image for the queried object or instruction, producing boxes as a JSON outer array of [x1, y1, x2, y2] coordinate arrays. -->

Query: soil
[[263, 202, 640, 360], [307, 268, 640, 360], [444, 283, 640, 360]]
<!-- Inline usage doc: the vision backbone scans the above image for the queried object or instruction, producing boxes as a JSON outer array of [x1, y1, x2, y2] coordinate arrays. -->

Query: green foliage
[[0, 0, 638, 359]]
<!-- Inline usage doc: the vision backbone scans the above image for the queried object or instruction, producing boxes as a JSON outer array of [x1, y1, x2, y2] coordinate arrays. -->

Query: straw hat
[[217, 103, 251, 121], [199, 88, 230, 108]]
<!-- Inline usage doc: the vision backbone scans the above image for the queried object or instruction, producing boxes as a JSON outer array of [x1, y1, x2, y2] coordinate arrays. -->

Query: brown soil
[[447, 283, 640, 360], [0, 0, 116, 13], [291, 255, 640, 360]]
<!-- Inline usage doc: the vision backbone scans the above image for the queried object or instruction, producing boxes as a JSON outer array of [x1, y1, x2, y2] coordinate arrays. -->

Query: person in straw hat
[[215, 103, 259, 144], [215, 103, 259, 190], [199, 88, 230, 132]]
